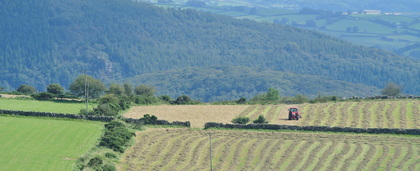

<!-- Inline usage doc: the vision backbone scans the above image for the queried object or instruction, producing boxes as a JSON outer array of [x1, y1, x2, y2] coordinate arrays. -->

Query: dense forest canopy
[[128, 66, 380, 102], [0, 0, 419, 101]]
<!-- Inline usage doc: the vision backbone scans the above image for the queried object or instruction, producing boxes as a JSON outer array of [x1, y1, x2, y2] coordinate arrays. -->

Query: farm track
[[119, 128, 420, 171]]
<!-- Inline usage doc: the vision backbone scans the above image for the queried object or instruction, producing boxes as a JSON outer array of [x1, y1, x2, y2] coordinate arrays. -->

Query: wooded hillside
[[0, 0, 419, 100]]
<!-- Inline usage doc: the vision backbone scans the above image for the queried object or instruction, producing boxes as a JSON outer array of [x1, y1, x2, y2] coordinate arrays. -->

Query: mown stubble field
[[119, 128, 420, 171], [124, 100, 419, 129]]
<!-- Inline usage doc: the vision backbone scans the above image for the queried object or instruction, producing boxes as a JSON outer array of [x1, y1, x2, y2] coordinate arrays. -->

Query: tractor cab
[[288, 107, 301, 120]]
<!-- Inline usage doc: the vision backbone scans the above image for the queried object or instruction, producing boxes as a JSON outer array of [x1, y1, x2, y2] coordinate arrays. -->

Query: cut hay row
[[236, 100, 419, 129], [124, 100, 419, 129], [119, 128, 419, 171]]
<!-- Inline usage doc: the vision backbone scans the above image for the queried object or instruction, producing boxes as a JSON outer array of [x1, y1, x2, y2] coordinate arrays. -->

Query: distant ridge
[[0, 0, 418, 99]]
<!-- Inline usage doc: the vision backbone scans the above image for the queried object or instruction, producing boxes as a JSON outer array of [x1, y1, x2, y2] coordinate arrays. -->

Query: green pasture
[[326, 19, 395, 34], [255, 14, 317, 24], [386, 35, 420, 42], [349, 14, 381, 19], [0, 116, 103, 171], [217, 11, 248, 17], [255, 8, 294, 16], [409, 23, 420, 30], [0, 98, 95, 114], [376, 15, 414, 23]]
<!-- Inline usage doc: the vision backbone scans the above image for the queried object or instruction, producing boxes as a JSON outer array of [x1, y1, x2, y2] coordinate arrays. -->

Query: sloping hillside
[[129, 66, 380, 101], [0, 0, 419, 97]]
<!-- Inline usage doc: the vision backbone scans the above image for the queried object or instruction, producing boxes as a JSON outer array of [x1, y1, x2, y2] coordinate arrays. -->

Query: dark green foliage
[[236, 97, 247, 104], [31, 92, 54, 100], [102, 163, 117, 171], [1, 109, 114, 122], [281, 94, 310, 104], [104, 152, 117, 159], [132, 66, 381, 102], [93, 104, 119, 116], [310, 95, 340, 103], [123, 83, 133, 96], [118, 95, 131, 110], [253, 115, 268, 124], [250, 88, 281, 103], [142, 114, 158, 124], [134, 85, 156, 97], [231, 117, 250, 124], [69, 75, 106, 99], [16, 84, 37, 94], [87, 156, 103, 169], [99, 94, 120, 106], [1, 0, 419, 98], [266, 88, 280, 101], [100, 121, 135, 153], [159, 95, 172, 102], [46, 83, 64, 95], [93, 94, 131, 116], [381, 82, 401, 97], [108, 83, 124, 96], [105, 121, 126, 130], [79, 108, 94, 116], [133, 95, 162, 105], [174, 95, 192, 105]]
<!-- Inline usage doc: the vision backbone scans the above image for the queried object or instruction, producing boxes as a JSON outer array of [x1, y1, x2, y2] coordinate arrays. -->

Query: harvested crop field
[[119, 128, 420, 171], [124, 100, 419, 129]]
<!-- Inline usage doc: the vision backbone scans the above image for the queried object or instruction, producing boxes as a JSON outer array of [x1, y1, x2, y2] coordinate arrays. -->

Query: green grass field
[[0, 98, 95, 114], [0, 116, 103, 171]]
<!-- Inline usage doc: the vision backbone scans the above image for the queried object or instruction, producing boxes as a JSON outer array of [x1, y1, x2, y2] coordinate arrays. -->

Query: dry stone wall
[[0, 109, 114, 122], [123, 117, 191, 127], [204, 122, 420, 135]]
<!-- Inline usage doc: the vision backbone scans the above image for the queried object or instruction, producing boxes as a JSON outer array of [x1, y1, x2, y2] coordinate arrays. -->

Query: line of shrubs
[[0, 109, 114, 122], [204, 122, 420, 135], [123, 115, 191, 127], [76, 120, 135, 171], [0, 109, 192, 128]]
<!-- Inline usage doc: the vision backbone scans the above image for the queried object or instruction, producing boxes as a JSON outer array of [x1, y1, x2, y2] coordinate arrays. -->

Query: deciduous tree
[[69, 75, 106, 98], [134, 84, 156, 97], [47, 83, 64, 95], [16, 84, 37, 94], [381, 82, 401, 96], [108, 83, 124, 95]]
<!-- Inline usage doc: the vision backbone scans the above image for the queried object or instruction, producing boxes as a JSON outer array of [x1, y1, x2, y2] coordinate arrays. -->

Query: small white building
[[364, 10, 381, 15]]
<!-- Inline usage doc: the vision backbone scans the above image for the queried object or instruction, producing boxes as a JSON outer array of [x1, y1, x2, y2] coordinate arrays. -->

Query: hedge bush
[[231, 117, 250, 124], [99, 121, 135, 153]]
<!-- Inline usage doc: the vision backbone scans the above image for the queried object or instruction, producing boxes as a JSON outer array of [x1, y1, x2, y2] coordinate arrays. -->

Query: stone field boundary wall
[[204, 122, 420, 135], [0, 109, 190, 127], [123, 117, 191, 127], [0, 109, 114, 122]]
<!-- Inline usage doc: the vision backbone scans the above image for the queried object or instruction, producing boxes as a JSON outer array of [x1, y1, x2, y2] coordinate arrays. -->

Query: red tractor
[[288, 107, 301, 120]]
